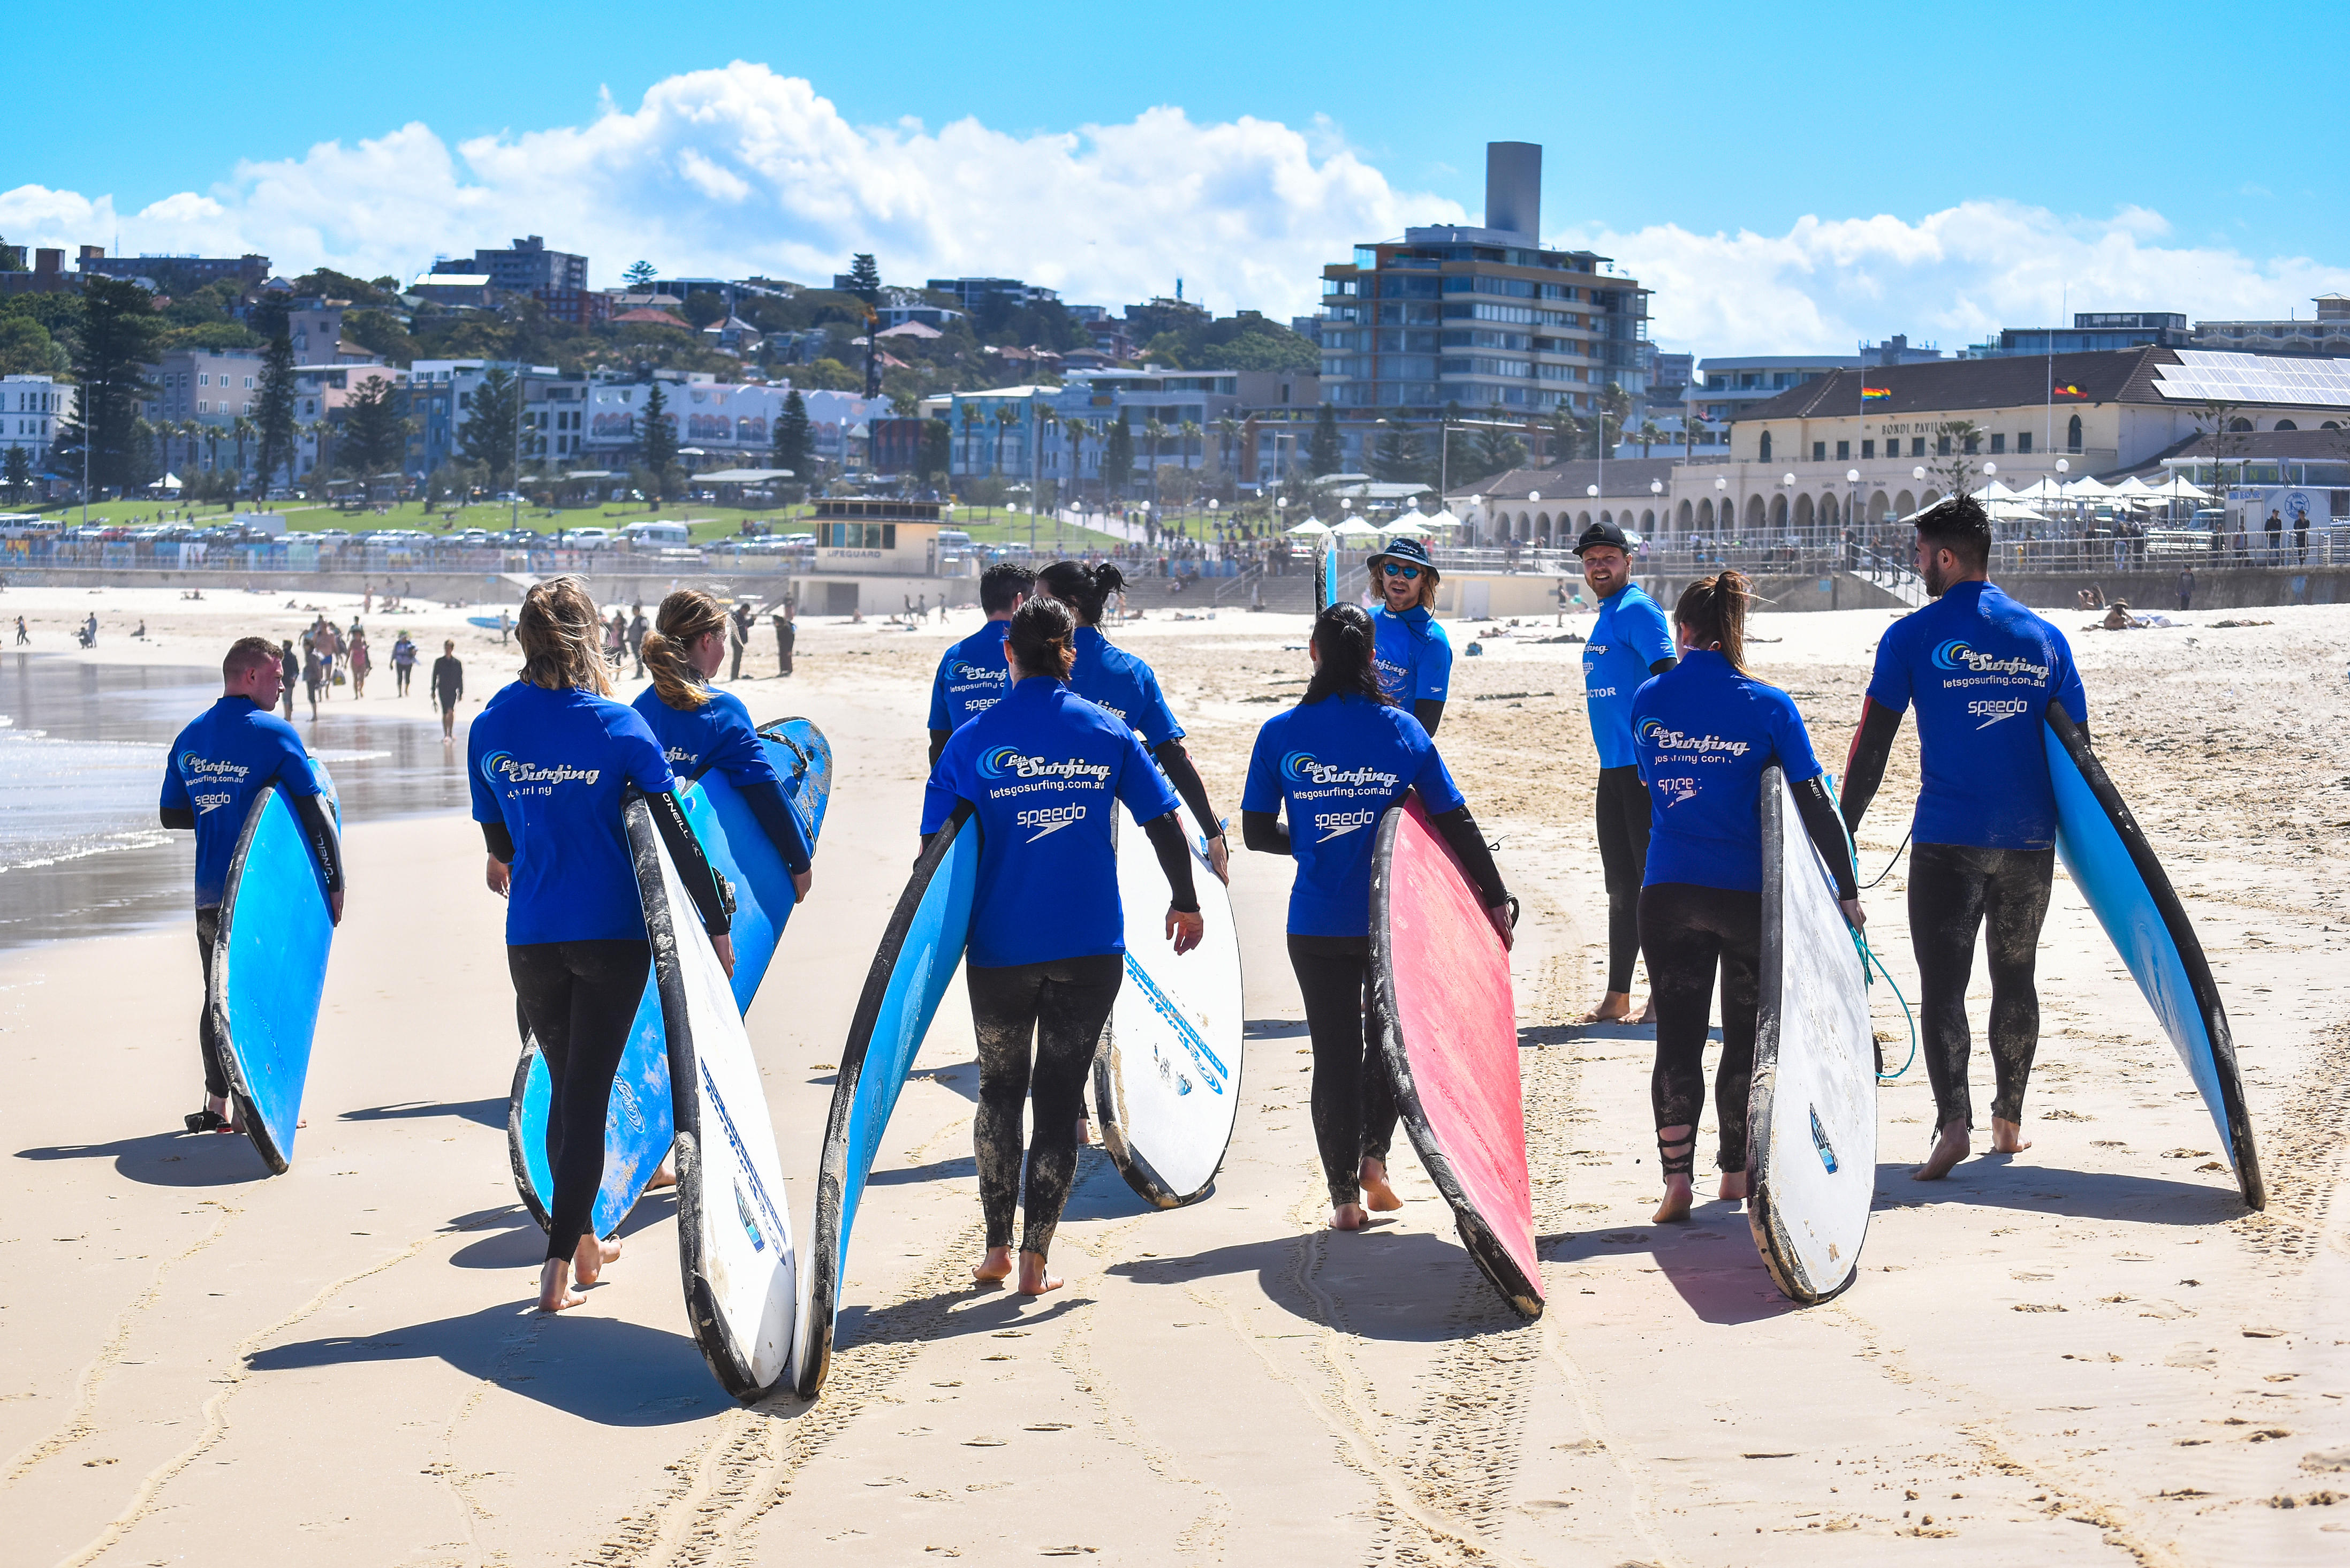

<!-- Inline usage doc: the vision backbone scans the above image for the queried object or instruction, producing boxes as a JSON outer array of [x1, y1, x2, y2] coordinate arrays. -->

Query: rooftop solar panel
[[2153, 351, 2350, 407]]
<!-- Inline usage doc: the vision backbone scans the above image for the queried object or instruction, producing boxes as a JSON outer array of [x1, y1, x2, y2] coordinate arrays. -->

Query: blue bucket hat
[[1367, 534, 1438, 577]]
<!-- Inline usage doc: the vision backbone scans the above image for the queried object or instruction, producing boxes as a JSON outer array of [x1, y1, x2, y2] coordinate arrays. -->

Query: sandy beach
[[1, 583, 2345, 1566]]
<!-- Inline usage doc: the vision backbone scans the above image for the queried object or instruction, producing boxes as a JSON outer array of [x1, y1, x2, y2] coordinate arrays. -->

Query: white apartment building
[[2, 375, 73, 463]]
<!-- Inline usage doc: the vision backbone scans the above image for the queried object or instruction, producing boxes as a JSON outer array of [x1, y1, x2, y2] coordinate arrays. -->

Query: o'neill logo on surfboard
[[1280, 752, 1400, 791], [978, 747, 1112, 784], [1930, 639, 2049, 681], [479, 752, 602, 789], [1637, 719, 1751, 757]]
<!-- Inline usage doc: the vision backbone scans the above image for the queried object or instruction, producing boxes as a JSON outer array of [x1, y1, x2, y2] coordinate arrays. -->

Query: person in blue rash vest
[[159, 635, 346, 1138], [922, 596, 1205, 1297], [1631, 571, 1862, 1224], [469, 577, 736, 1314], [1241, 603, 1513, 1231], [1034, 557, 1230, 884], [927, 562, 1037, 764], [632, 587, 815, 901], [1362, 535, 1452, 736], [1838, 495, 2088, 1182], [1574, 520, 1677, 1024]]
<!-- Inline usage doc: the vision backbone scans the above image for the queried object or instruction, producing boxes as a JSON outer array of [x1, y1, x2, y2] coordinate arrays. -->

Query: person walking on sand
[[1840, 496, 2086, 1181], [923, 596, 1203, 1293], [348, 631, 370, 698], [158, 637, 346, 1135], [431, 639, 465, 742], [302, 643, 326, 719], [1631, 572, 1860, 1223], [628, 604, 648, 677], [278, 640, 298, 719], [2177, 566, 2195, 613], [1574, 520, 1678, 1025], [14, 615, 26, 646], [469, 577, 734, 1312], [727, 600, 753, 681], [926, 563, 1035, 763], [771, 601, 795, 677], [1241, 603, 1512, 1230], [391, 632, 417, 697]]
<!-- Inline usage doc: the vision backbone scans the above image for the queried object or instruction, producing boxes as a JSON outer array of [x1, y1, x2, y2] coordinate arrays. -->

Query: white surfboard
[[1093, 804, 1246, 1208], [627, 790, 797, 1402], [1746, 767, 1875, 1305]]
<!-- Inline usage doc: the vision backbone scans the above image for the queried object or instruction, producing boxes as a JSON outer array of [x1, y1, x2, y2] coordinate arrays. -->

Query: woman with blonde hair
[[468, 576, 737, 1311], [1627, 570, 1862, 1224], [631, 589, 814, 898]]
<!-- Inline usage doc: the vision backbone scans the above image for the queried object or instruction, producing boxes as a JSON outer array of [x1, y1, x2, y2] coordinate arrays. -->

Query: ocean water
[[0, 652, 474, 949]]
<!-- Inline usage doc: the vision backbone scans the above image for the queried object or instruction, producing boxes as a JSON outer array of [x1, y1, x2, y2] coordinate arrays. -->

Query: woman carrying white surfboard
[[468, 577, 736, 1313], [920, 597, 1206, 1296], [1627, 571, 1863, 1224], [1240, 604, 1512, 1230], [1035, 559, 1230, 885]]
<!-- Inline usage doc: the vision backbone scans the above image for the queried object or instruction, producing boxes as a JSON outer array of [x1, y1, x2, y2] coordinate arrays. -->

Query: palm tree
[[1065, 416, 1089, 508], [1179, 419, 1202, 474], [1214, 413, 1241, 488], [1033, 405, 1058, 512], [1636, 420, 1663, 457], [202, 423, 224, 490], [1144, 416, 1169, 511], [992, 404, 1020, 480], [231, 416, 257, 497], [958, 403, 982, 478]]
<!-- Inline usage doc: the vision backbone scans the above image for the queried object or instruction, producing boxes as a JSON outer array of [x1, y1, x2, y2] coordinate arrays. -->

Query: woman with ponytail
[[1240, 604, 1512, 1230], [468, 577, 736, 1312], [1036, 557, 1229, 883], [630, 589, 814, 900], [1628, 570, 1863, 1224], [922, 596, 1206, 1296]]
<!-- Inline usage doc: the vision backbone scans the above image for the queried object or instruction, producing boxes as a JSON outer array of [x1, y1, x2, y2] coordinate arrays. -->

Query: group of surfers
[[157, 491, 2085, 1313]]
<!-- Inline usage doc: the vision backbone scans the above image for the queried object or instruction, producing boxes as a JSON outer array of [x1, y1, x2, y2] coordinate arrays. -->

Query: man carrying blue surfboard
[[158, 636, 346, 1136], [1840, 496, 2087, 1181], [926, 563, 1035, 764]]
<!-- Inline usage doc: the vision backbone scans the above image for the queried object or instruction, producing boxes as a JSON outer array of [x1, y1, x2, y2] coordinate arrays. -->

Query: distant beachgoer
[[13, 616, 26, 646], [603, 609, 626, 669], [391, 632, 418, 696], [363, 587, 374, 616], [278, 641, 298, 719], [629, 605, 648, 676], [431, 639, 464, 741], [349, 632, 371, 697], [729, 601, 753, 680], [2265, 510, 2286, 564], [2177, 567, 2195, 611], [82, 612, 98, 647], [498, 610, 512, 645], [158, 635, 345, 1136], [303, 645, 326, 718], [772, 602, 795, 676], [2294, 514, 2310, 565], [2101, 601, 2136, 630]]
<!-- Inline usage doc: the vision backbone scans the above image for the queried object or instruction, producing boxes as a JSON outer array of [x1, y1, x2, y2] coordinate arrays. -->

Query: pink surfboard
[[1370, 798, 1542, 1319]]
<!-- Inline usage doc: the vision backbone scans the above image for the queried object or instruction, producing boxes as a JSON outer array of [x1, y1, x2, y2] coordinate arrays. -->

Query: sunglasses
[[1379, 562, 1422, 580]]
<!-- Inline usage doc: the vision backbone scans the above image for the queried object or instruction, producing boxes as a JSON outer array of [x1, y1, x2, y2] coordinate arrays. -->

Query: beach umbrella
[[2014, 477, 2069, 501], [1978, 478, 2019, 501], [1420, 507, 1462, 529], [1331, 518, 1384, 542], [2065, 474, 2114, 498], [1382, 519, 1436, 537], [2159, 473, 2213, 500], [2111, 474, 2157, 495], [1285, 518, 1332, 537]]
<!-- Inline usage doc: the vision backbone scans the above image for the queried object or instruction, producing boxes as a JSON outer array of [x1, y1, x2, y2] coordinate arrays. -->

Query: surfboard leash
[[1851, 925, 1919, 1081], [1860, 830, 1912, 891]]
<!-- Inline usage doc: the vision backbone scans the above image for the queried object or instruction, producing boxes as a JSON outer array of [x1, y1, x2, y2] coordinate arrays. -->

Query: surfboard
[[1092, 804, 1245, 1208], [1315, 543, 1339, 610], [1747, 765, 1875, 1304], [466, 615, 503, 630], [797, 806, 979, 1398], [1369, 796, 1542, 1319], [2045, 709, 2264, 1208], [623, 789, 797, 1400], [507, 720, 833, 1236], [208, 760, 340, 1175]]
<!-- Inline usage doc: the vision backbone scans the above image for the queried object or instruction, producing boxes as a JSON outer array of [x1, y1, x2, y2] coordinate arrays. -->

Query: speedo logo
[[1280, 752, 1400, 790], [1638, 719, 1750, 757], [1968, 698, 2032, 729], [1931, 639, 2048, 680], [1017, 804, 1087, 841], [979, 747, 1111, 784], [479, 752, 602, 787], [1313, 809, 1378, 843]]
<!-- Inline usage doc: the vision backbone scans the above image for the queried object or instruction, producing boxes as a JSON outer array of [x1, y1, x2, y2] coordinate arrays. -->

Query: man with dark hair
[[277, 640, 299, 720], [728, 600, 754, 681], [158, 637, 346, 1134], [927, 563, 1035, 763], [1840, 495, 2087, 1181], [431, 639, 464, 743]]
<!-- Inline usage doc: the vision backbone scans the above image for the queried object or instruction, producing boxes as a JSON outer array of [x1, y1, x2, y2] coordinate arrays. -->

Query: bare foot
[[1331, 1202, 1366, 1230], [1635, 996, 1656, 1025], [972, 1246, 1014, 1285], [1914, 1120, 1970, 1181], [1016, 1251, 1063, 1296], [538, 1259, 583, 1313], [1359, 1156, 1401, 1212], [1581, 990, 1634, 1024], [1075, 1117, 1092, 1147], [1718, 1170, 1749, 1202], [573, 1231, 621, 1287], [1990, 1117, 2032, 1155], [645, 1151, 677, 1191], [1654, 1176, 1693, 1223]]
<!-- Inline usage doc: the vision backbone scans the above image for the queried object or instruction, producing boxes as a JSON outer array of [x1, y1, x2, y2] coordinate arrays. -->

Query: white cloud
[[3, 65, 2345, 357]]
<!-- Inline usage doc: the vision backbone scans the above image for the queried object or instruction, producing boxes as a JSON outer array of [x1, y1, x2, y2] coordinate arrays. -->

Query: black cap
[[1573, 520, 1631, 556]]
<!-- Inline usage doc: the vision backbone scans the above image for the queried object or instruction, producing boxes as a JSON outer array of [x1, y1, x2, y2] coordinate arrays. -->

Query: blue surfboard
[[2044, 709, 2263, 1208], [796, 805, 979, 1399], [209, 760, 340, 1174], [1315, 542, 1339, 610], [506, 719, 833, 1236]]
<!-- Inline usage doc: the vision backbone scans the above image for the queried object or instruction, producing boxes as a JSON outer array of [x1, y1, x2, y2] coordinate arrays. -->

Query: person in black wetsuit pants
[[1839, 496, 2087, 1181], [158, 637, 346, 1135], [1629, 572, 1861, 1223], [468, 577, 736, 1313], [1241, 604, 1512, 1230], [921, 596, 1205, 1296]]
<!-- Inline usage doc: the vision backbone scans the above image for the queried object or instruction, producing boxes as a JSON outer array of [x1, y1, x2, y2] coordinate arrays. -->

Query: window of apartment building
[[1812, 441, 1826, 461], [1962, 433, 1979, 455], [1989, 434, 2005, 453], [1861, 439, 1876, 459], [2017, 431, 2033, 453], [1937, 435, 1952, 456], [1836, 440, 1851, 460]]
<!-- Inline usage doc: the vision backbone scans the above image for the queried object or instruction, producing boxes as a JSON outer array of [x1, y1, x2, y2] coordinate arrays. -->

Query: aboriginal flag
[[2052, 380, 2087, 399]]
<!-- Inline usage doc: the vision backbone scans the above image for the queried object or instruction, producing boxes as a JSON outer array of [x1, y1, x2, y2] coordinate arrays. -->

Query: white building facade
[[2, 375, 72, 464]]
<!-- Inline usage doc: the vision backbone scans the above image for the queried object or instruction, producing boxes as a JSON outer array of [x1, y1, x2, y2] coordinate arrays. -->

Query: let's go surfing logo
[[979, 747, 1111, 785], [1931, 639, 2048, 682], [1280, 752, 1400, 792], [178, 750, 247, 814], [480, 752, 602, 793], [951, 660, 1003, 684], [1637, 719, 1750, 758]]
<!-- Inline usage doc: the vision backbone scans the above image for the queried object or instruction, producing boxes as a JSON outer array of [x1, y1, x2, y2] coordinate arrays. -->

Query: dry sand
[[1, 585, 2346, 1566]]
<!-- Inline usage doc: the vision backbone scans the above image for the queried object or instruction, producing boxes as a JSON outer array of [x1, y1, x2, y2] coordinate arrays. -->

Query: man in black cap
[[1576, 520, 1676, 1022], [1362, 534, 1452, 736]]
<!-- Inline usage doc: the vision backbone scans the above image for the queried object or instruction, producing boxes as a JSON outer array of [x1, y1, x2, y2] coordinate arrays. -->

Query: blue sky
[[8, 1, 2346, 354]]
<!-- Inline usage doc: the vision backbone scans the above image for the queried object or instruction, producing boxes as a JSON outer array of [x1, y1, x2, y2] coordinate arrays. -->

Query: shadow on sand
[[17, 1124, 274, 1187], [340, 1097, 508, 1129]]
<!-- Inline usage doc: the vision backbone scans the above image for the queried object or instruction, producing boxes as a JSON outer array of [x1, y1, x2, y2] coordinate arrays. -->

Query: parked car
[[557, 527, 617, 550]]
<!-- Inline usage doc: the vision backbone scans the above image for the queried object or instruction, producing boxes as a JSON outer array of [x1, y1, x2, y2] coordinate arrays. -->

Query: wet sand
[[1, 590, 2345, 1565]]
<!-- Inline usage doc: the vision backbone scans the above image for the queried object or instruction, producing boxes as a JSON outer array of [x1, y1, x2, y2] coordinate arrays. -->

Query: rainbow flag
[[1861, 384, 1892, 402]]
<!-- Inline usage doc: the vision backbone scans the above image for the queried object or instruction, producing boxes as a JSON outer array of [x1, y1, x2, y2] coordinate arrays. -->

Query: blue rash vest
[[1370, 604, 1451, 707], [1582, 582, 1676, 769], [1631, 649, 1825, 895], [927, 619, 1013, 733], [161, 696, 323, 908]]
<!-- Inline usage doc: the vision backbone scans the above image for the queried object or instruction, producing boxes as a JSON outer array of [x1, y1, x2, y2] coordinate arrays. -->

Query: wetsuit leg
[[1907, 843, 1990, 1131], [1639, 883, 1763, 1173], [194, 906, 228, 1098], [1019, 954, 1122, 1258], [1595, 767, 1651, 994], [966, 963, 1044, 1252], [509, 940, 651, 1263], [1289, 935, 1382, 1208], [1980, 849, 2055, 1125], [1711, 895, 1763, 1173]]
